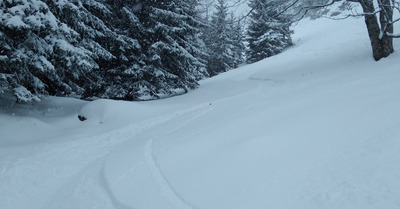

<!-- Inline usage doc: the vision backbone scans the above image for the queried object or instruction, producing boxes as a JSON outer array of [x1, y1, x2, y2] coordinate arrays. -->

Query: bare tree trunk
[[378, 0, 394, 53], [358, 0, 394, 60]]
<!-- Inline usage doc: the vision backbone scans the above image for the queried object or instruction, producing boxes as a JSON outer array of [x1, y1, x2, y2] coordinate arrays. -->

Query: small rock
[[78, 115, 87, 121]]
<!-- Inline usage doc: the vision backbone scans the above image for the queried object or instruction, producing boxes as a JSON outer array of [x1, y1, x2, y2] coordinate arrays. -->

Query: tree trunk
[[378, 0, 394, 54], [358, 0, 394, 61]]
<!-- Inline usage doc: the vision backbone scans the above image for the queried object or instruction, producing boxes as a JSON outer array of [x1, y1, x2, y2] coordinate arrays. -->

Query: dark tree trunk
[[378, 0, 394, 54], [357, 0, 394, 61]]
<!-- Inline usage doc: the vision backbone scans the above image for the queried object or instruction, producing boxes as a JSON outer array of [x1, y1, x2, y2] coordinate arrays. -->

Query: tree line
[[0, 0, 294, 103], [1, 0, 399, 103]]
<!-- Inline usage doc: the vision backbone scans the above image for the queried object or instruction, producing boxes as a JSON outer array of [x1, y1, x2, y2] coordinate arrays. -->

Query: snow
[[5, 15, 29, 28], [35, 56, 55, 72], [12, 86, 41, 103], [1, 16, 400, 209], [54, 39, 77, 53]]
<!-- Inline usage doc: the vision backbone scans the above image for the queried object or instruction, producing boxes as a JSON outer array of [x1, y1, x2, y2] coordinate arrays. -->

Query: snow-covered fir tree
[[91, 0, 147, 100], [0, 0, 245, 103], [246, 0, 293, 64], [0, 0, 209, 102], [228, 13, 246, 68], [182, 0, 209, 80], [135, 0, 208, 99], [45, 0, 152, 101], [205, 0, 237, 76], [0, 0, 98, 102]]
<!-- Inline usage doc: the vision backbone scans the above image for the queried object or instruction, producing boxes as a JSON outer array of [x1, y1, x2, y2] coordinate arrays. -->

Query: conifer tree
[[206, 0, 236, 76], [246, 0, 293, 64], [228, 14, 246, 68], [93, 0, 147, 100], [0, 0, 98, 102], [135, 0, 207, 99], [0, 0, 210, 102]]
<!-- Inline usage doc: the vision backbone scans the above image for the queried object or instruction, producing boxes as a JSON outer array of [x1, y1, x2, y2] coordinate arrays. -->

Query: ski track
[[165, 105, 215, 135], [102, 82, 266, 209], [144, 139, 198, 209], [158, 82, 263, 154], [0, 133, 119, 209], [0, 88, 260, 209], [0, 104, 214, 209]]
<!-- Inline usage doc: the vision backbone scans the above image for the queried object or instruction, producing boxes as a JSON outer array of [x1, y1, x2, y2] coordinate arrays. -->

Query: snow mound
[[0, 96, 86, 146]]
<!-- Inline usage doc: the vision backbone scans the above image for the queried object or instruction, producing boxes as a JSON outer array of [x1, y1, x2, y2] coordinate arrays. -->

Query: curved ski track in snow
[[102, 81, 268, 209], [0, 109, 217, 209], [145, 139, 197, 209]]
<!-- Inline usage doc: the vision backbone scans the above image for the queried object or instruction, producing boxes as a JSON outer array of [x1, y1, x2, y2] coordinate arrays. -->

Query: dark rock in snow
[[78, 115, 87, 121]]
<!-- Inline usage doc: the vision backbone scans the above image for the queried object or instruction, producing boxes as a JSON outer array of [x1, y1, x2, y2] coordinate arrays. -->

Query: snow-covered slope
[[1, 17, 399, 209]]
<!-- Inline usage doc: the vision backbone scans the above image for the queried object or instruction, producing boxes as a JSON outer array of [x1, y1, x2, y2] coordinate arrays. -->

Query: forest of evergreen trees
[[0, 0, 293, 103]]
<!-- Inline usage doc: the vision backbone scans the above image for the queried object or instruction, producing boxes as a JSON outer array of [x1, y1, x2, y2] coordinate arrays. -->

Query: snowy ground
[[1, 16, 400, 209]]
